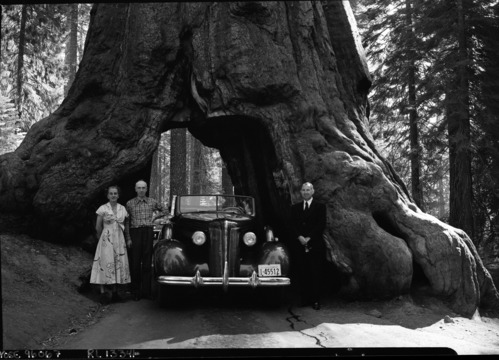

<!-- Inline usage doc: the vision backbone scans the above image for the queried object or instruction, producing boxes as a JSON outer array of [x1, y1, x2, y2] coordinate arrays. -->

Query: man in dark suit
[[290, 182, 327, 310]]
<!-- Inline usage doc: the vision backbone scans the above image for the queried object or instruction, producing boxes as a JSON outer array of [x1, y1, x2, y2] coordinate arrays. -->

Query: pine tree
[[356, 0, 499, 243], [1, 4, 91, 134], [356, 0, 429, 211]]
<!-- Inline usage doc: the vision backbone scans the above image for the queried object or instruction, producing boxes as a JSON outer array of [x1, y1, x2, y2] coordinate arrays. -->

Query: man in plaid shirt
[[125, 180, 167, 301]]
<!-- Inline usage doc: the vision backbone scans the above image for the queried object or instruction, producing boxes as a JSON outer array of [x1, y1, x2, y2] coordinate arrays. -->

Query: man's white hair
[[302, 182, 314, 189]]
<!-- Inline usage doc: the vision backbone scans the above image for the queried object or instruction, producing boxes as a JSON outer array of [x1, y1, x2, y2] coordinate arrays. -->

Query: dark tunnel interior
[[187, 115, 291, 241]]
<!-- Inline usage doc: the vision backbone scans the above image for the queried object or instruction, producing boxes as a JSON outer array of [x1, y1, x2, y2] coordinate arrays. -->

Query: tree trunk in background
[[170, 128, 187, 202], [438, 175, 446, 220], [221, 162, 233, 195], [447, 0, 474, 240], [406, 0, 424, 211], [159, 133, 171, 203], [64, 3, 78, 97], [16, 4, 27, 119], [190, 135, 205, 193], [0, 2, 496, 317], [149, 146, 161, 204]]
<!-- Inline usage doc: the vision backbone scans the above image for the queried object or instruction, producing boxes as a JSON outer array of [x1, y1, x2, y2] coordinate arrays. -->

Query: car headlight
[[243, 232, 257, 246], [192, 231, 206, 246]]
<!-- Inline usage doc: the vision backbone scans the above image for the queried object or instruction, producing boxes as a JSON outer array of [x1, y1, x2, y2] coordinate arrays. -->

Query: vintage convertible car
[[153, 194, 290, 305]]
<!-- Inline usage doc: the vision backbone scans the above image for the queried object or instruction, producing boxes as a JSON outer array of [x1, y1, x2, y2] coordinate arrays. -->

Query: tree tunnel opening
[[186, 115, 289, 239]]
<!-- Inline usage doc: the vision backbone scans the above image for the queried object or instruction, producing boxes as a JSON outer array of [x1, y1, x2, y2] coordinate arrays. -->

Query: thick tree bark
[[447, 0, 474, 240], [0, 1, 497, 317]]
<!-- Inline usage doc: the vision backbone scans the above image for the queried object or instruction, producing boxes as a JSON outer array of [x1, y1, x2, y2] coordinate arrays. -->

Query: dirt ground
[[2, 231, 499, 354]]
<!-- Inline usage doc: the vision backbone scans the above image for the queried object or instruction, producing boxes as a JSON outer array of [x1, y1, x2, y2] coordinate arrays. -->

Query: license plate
[[258, 264, 281, 277]]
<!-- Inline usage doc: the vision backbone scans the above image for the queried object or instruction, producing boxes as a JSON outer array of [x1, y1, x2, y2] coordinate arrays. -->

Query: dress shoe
[[312, 302, 321, 310]]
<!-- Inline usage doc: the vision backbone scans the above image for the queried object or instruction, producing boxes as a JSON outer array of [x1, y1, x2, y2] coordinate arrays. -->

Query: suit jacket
[[290, 199, 327, 255]]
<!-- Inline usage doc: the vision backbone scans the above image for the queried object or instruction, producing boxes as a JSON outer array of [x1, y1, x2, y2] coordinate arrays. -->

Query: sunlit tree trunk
[[406, 0, 424, 211], [149, 147, 161, 204], [159, 134, 171, 203], [438, 174, 446, 220], [64, 3, 78, 96]]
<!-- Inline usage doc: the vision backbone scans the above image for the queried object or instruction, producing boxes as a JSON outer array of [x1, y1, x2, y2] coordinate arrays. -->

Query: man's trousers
[[130, 227, 153, 298]]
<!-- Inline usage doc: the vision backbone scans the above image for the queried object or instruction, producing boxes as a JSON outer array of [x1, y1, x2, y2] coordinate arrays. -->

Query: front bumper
[[157, 270, 290, 289]]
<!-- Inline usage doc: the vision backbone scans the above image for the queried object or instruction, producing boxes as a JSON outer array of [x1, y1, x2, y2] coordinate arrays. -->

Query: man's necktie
[[304, 202, 309, 211]]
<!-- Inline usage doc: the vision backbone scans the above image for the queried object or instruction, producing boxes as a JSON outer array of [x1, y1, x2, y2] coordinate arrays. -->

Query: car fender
[[153, 239, 193, 276]]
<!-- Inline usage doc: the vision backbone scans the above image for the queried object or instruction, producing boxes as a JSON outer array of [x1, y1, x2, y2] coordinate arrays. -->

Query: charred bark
[[0, 1, 496, 317]]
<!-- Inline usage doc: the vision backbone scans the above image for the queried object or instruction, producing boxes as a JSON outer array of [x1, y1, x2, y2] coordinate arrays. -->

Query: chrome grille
[[209, 221, 223, 276], [209, 220, 239, 276], [229, 226, 240, 276]]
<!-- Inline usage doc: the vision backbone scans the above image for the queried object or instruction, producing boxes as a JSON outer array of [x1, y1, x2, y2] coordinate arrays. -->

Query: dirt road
[[2, 232, 499, 356], [56, 289, 499, 355]]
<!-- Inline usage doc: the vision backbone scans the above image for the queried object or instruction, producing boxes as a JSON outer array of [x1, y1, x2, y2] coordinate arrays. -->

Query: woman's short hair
[[106, 185, 121, 196]]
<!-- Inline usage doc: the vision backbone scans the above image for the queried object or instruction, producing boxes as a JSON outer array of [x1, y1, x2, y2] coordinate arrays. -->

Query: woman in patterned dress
[[90, 185, 131, 304]]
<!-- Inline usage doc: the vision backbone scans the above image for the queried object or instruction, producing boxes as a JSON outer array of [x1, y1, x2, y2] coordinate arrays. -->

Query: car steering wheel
[[223, 206, 244, 214]]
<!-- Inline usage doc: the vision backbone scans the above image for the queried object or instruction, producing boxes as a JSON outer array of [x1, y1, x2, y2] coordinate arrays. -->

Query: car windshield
[[177, 195, 255, 216]]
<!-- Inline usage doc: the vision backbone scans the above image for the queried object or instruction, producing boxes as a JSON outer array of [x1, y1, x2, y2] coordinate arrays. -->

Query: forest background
[[1, 0, 499, 268]]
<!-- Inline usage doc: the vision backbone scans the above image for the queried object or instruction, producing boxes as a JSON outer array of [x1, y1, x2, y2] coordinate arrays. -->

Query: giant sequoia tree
[[0, 2, 497, 317]]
